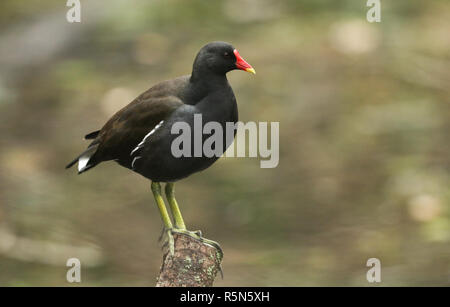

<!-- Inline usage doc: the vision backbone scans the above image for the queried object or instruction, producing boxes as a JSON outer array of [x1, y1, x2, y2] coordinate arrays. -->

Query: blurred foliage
[[0, 0, 449, 286]]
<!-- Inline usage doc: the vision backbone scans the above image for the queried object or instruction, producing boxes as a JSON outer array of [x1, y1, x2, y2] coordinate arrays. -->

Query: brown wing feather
[[92, 95, 184, 164], [66, 76, 189, 172]]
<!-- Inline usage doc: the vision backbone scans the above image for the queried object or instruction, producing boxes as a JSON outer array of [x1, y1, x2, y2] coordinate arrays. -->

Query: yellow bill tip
[[245, 67, 256, 74]]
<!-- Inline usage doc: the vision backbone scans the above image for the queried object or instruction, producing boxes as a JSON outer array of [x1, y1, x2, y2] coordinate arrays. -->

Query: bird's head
[[193, 41, 256, 76]]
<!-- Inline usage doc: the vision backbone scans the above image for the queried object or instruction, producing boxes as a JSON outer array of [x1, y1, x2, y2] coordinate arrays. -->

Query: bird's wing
[[66, 76, 190, 173], [92, 94, 184, 164]]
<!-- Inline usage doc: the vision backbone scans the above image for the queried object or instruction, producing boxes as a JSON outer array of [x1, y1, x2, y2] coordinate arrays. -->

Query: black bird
[[66, 41, 255, 254]]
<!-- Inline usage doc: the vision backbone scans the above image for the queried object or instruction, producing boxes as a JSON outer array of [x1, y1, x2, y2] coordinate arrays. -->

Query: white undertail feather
[[77, 146, 97, 172], [78, 156, 90, 172]]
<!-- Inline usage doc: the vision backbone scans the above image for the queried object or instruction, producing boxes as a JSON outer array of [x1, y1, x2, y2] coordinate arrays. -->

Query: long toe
[[158, 226, 167, 242], [198, 237, 223, 260], [193, 230, 203, 237], [159, 228, 176, 255], [170, 229, 223, 261]]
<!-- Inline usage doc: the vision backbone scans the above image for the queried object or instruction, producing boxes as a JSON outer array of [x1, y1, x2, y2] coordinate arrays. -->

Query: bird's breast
[[131, 93, 238, 182]]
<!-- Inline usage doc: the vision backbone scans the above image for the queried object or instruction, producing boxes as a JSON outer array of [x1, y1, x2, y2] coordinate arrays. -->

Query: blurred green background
[[0, 0, 449, 286]]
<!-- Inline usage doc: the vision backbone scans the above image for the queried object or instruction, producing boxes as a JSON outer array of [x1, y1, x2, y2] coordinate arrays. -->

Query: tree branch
[[156, 232, 223, 287]]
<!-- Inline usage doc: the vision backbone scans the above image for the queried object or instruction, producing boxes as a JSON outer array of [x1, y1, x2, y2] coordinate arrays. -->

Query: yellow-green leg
[[151, 182, 175, 255], [165, 182, 186, 230], [151, 182, 173, 228]]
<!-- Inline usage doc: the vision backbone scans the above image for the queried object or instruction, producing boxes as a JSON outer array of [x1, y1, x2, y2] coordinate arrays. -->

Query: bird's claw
[[159, 228, 175, 256], [158, 226, 166, 242]]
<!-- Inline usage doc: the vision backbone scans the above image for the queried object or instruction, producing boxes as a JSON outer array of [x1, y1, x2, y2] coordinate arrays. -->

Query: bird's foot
[[172, 228, 224, 279], [173, 229, 222, 257], [160, 228, 176, 255], [160, 228, 222, 258], [159, 227, 224, 278]]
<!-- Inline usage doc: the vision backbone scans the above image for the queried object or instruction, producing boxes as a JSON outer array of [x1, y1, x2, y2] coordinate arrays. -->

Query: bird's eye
[[224, 52, 231, 58]]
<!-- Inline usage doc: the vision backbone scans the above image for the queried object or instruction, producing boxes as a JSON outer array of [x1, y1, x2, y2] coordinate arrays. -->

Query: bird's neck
[[191, 69, 228, 86], [187, 70, 229, 102]]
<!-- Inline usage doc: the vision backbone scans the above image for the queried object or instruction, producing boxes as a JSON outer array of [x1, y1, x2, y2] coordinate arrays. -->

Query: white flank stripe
[[131, 156, 141, 169], [130, 120, 164, 156]]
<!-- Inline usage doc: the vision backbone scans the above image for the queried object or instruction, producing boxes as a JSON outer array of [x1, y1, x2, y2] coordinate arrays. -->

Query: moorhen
[[66, 41, 255, 254]]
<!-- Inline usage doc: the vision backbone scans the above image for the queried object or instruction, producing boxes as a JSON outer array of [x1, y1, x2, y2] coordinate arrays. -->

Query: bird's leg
[[151, 182, 173, 228], [151, 182, 175, 255], [165, 183, 200, 236], [164, 182, 223, 261], [164, 182, 186, 230]]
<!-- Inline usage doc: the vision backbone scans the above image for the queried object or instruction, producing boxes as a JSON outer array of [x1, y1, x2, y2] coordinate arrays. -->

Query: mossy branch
[[156, 232, 223, 287]]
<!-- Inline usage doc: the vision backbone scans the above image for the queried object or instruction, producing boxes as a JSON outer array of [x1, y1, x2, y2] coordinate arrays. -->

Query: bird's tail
[[66, 144, 99, 174], [84, 130, 100, 140]]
